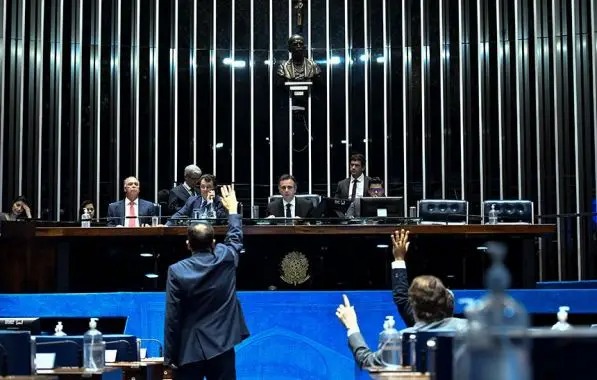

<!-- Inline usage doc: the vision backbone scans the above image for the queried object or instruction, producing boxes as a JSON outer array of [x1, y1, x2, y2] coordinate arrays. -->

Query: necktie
[[350, 179, 358, 201], [128, 201, 136, 227], [285, 203, 292, 218]]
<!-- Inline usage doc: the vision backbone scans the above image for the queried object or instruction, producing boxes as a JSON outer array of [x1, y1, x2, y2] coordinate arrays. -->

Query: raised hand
[[391, 229, 410, 260], [335, 294, 358, 330], [220, 185, 238, 213]]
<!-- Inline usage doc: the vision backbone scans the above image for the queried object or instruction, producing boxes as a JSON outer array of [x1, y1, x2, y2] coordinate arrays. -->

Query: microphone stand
[[138, 339, 163, 358], [105, 340, 133, 362], [35, 340, 83, 367]]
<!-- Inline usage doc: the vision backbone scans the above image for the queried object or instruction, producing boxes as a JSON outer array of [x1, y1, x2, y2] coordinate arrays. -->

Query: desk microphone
[[138, 338, 163, 357], [0, 342, 8, 377], [35, 340, 83, 366], [105, 339, 133, 361]]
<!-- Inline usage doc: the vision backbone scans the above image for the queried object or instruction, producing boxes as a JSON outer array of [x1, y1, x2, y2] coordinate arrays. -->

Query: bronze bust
[[277, 34, 321, 82]]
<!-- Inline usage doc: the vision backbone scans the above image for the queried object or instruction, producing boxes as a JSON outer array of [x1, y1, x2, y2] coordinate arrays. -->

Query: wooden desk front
[[0, 223, 555, 293]]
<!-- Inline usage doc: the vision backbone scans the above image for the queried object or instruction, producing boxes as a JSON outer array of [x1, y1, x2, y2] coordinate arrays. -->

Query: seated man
[[107, 177, 156, 227], [335, 229, 466, 368], [168, 164, 202, 213], [345, 177, 385, 218], [267, 174, 314, 218], [166, 174, 227, 226]]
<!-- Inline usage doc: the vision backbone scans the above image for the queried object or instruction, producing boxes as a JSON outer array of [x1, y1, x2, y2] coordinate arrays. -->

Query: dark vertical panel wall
[[1, 0, 596, 281]]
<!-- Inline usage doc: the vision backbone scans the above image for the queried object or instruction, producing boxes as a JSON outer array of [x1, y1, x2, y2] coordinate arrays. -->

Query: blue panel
[[2, 290, 597, 379]]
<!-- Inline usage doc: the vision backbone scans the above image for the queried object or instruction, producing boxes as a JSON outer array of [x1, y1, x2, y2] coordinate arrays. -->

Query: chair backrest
[[268, 194, 321, 209], [481, 200, 534, 224], [417, 199, 468, 224]]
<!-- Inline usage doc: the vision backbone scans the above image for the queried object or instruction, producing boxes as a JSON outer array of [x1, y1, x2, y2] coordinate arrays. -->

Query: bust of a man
[[277, 34, 321, 81]]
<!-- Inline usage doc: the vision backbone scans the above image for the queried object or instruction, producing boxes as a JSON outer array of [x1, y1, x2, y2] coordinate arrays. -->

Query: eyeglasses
[[369, 188, 384, 194]]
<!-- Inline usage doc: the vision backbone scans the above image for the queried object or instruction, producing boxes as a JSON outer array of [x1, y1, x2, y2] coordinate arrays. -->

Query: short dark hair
[[368, 177, 383, 187], [199, 174, 217, 187], [408, 275, 454, 323], [158, 189, 170, 203], [79, 200, 94, 216], [350, 153, 366, 167], [187, 223, 215, 251], [12, 195, 29, 207], [278, 174, 297, 186]]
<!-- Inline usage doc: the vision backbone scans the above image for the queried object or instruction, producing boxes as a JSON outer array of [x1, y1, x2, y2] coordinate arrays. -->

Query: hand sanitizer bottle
[[379, 316, 401, 369], [81, 208, 91, 228], [83, 318, 105, 371], [54, 321, 67, 336], [551, 306, 572, 331], [488, 204, 498, 225], [454, 241, 531, 380]]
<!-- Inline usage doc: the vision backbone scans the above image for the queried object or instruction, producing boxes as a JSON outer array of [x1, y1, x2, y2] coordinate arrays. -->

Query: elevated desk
[[0, 222, 555, 292]]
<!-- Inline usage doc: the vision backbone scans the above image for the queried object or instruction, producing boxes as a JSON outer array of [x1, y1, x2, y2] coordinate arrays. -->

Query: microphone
[[105, 339, 133, 361], [35, 340, 83, 366], [138, 338, 163, 358], [0, 342, 8, 377]]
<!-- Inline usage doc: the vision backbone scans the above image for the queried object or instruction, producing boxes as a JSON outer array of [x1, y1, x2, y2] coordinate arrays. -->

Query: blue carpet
[[1, 290, 597, 379]]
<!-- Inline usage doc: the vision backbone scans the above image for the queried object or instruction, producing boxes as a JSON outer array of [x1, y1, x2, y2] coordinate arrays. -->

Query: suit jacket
[[106, 199, 156, 227], [348, 316, 467, 369], [267, 197, 314, 218], [391, 267, 416, 328], [168, 184, 195, 214], [334, 176, 371, 199], [164, 214, 249, 367], [166, 195, 227, 226]]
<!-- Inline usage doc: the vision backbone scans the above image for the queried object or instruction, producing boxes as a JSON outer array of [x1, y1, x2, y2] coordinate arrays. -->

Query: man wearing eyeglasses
[[266, 174, 314, 218], [168, 164, 203, 213], [345, 177, 385, 218]]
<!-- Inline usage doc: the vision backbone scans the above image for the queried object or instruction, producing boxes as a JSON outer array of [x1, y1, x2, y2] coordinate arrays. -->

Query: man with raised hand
[[164, 185, 249, 380]]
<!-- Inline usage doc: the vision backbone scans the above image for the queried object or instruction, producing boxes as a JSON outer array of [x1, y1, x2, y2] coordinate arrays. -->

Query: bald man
[[107, 176, 156, 227], [164, 185, 249, 379]]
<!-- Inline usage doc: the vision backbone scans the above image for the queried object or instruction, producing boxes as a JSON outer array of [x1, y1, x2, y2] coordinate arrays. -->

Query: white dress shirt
[[349, 174, 366, 198], [182, 182, 195, 197], [283, 198, 296, 218]]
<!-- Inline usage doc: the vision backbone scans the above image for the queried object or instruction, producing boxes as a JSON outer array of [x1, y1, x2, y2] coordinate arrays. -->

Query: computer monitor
[[360, 197, 404, 218], [0, 318, 41, 335], [0, 331, 34, 375], [319, 197, 352, 218]]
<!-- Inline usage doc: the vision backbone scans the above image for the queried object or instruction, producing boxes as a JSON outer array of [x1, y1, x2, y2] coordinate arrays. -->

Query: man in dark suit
[[107, 176, 156, 227], [168, 164, 202, 213], [334, 153, 371, 200], [164, 185, 249, 380], [266, 174, 314, 218], [166, 174, 227, 226], [336, 229, 466, 368]]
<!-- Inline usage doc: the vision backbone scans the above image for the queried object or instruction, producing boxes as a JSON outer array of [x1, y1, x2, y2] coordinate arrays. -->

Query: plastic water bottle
[[54, 321, 67, 336], [206, 200, 216, 219], [83, 318, 105, 371], [81, 208, 91, 228], [379, 316, 401, 369], [488, 204, 498, 225], [454, 241, 531, 380], [551, 306, 573, 331]]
